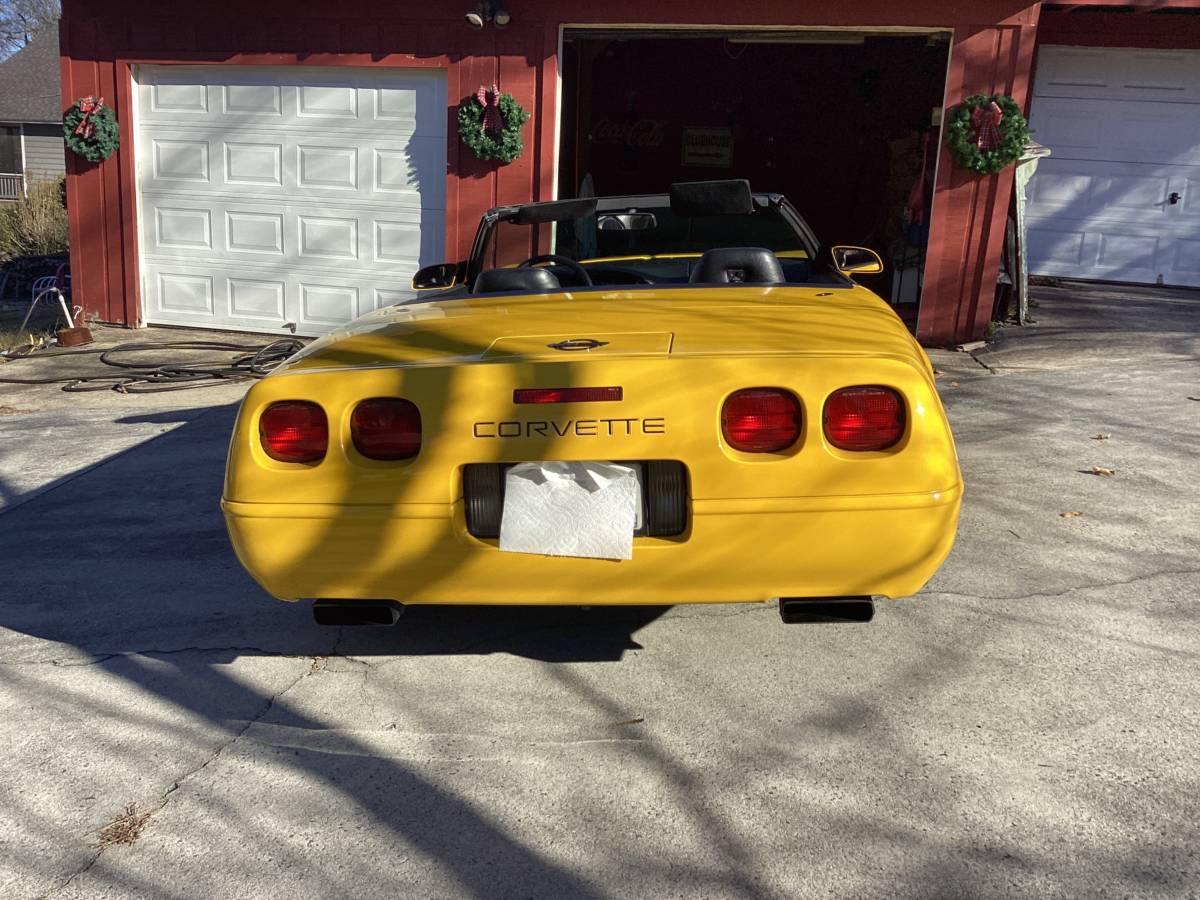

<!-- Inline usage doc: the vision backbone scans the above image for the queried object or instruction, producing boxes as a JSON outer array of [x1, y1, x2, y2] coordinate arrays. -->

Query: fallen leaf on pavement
[[1060, 511, 1082, 518], [1090, 466, 1116, 477]]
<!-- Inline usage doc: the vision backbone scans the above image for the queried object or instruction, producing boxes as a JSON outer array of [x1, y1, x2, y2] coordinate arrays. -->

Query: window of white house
[[0, 125, 21, 174]]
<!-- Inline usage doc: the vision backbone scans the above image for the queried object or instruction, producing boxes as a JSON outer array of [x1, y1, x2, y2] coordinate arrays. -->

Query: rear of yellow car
[[222, 289, 961, 622]]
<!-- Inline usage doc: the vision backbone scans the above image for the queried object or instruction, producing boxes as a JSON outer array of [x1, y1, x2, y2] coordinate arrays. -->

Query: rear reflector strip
[[513, 387, 622, 404]]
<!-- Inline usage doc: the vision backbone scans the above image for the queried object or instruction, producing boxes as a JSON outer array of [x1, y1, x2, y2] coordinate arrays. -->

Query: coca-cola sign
[[589, 118, 666, 149]]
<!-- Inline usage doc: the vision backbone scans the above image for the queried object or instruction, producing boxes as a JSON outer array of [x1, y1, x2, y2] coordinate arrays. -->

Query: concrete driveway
[[1, 286, 1197, 898]]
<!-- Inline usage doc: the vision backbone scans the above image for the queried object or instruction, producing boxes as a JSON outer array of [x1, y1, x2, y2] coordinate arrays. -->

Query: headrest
[[473, 267, 561, 294], [688, 247, 785, 285]]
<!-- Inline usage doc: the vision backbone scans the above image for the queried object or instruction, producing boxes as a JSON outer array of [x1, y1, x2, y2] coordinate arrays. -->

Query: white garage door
[[135, 66, 446, 335], [1026, 47, 1200, 288]]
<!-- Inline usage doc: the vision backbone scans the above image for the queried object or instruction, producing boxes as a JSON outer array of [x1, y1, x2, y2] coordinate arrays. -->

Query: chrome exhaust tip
[[779, 597, 875, 624]]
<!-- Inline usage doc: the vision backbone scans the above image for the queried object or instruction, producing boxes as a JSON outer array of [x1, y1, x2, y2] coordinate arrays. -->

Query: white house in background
[[0, 28, 66, 202]]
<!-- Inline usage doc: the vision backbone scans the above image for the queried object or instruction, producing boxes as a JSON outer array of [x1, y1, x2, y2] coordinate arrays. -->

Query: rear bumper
[[222, 483, 961, 605]]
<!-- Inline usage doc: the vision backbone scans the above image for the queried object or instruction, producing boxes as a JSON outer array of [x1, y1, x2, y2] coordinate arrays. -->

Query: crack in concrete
[[0, 646, 320, 668], [42, 637, 336, 898], [966, 351, 999, 374], [923, 566, 1200, 603]]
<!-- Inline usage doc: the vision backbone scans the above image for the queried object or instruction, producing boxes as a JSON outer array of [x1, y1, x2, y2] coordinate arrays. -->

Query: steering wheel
[[518, 254, 593, 287]]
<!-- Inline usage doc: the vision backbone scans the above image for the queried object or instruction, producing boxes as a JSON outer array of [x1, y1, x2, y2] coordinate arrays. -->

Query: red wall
[[60, 0, 1045, 344], [1038, 8, 1200, 50]]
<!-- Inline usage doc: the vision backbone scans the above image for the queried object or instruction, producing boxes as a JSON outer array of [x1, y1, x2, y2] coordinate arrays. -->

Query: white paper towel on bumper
[[499, 461, 639, 560]]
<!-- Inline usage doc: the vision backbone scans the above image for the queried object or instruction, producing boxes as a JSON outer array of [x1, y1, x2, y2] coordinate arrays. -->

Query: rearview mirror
[[831, 245, 884, 276], [597, 212, 658, 231], [412, 263, 459, 290]]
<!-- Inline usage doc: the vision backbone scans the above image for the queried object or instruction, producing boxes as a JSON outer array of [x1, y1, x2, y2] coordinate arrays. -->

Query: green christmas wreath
[[945, 94, 1030, 175], [457, 85, 530, 165], [63, 96, 120, 163]]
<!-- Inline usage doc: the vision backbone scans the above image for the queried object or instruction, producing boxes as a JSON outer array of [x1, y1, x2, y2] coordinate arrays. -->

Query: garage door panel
[[225, 141, 283, 186], [153, 207, 213, 252], [140, 66, 447, 130], [143, 196, 426, 270], [1026, 224, 1163, 283], [1027, 160, 1176, 223], [1172, 241, 1200, 274], [226, 211, 284, 255], [1033, 46, 1200, 103], [1177, 178, 1200, 223], [140, 129, 444, 210], [1096, 233, 1160, 276], [222, 83, 283, 117], [229, 278, 286, 320], [297, 144, 359, 190], [157, 273, 215, 316], [141, 260, 418, 333], [1028, 47, 1200, 288], [1092, 174, 1169, 213], [137, 65, 445, 334], [1031, 107, 1103, 155], [1026, 226, 1087, 268], [1031, 97, 1200, 165]]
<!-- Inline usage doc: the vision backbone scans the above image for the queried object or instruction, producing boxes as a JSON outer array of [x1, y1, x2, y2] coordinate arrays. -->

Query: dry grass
[[93, 804, 153, 849], [0, 179, 69, 260]]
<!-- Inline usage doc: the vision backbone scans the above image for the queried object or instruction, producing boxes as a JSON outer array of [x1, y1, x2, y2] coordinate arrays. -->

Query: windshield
[[480, 201, 808, 269]]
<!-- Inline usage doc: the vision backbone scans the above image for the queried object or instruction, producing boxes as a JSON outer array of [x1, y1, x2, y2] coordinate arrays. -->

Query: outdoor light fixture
[[465, 0, 510, 28]]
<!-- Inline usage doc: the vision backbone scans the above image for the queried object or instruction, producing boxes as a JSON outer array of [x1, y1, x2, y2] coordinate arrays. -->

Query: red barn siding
[[61, 0, 1047, 344], [1037, 8, 1200, 50]]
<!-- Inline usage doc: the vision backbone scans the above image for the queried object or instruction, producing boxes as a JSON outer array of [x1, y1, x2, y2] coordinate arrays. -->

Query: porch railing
[[0, 172, 24, 201]]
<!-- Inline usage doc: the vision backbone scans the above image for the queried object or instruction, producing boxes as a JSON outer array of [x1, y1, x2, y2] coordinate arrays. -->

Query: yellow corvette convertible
[[222, 180, 961, 625]]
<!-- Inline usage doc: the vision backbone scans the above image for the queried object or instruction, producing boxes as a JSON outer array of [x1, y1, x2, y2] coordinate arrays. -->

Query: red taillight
[[721, 388, 802, 452], [259, 401, 327, 463], [513, 387, 622, 404], [351, 398, 422, 460], [823, 387, 905, 451]]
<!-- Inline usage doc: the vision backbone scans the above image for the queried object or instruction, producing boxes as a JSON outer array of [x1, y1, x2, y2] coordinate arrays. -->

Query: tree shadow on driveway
[[0, 400, 674, 897], [0, 401, 667, 663]]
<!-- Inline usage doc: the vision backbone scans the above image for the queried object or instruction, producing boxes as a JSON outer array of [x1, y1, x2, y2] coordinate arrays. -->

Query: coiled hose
[[0, 338, 305, 393]]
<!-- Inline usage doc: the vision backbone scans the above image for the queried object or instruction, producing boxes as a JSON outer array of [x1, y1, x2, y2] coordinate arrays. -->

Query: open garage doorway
[[558, 29, 951, 325]]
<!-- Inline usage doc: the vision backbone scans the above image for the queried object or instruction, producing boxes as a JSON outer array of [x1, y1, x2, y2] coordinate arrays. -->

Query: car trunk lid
[[482, 331, 673, 360]]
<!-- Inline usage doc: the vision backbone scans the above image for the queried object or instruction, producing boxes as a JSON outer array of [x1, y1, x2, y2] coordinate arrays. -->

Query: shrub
[[0, 177, 69, 261]]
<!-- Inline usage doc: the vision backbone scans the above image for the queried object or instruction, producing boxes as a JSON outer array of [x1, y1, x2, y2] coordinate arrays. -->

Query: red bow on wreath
[[475, 84, 503, 138], [971, 101, 1003, 151], [73, 96, 106, 140]]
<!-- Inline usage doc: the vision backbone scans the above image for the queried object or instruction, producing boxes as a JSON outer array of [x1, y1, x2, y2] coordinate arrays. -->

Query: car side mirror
[[831, 245, 884, 276], [412, 263, 460, 290]]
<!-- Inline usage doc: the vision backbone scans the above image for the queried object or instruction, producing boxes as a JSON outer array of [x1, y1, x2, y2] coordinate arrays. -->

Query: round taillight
[[351, 398, 422, 460], [259, 401, 328, 463], [823, 386, 905, 451], [721, 388, 802, 452]]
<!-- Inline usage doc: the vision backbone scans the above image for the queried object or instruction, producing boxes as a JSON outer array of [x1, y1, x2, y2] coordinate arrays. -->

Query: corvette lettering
[[473, 418, 666, 438]]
